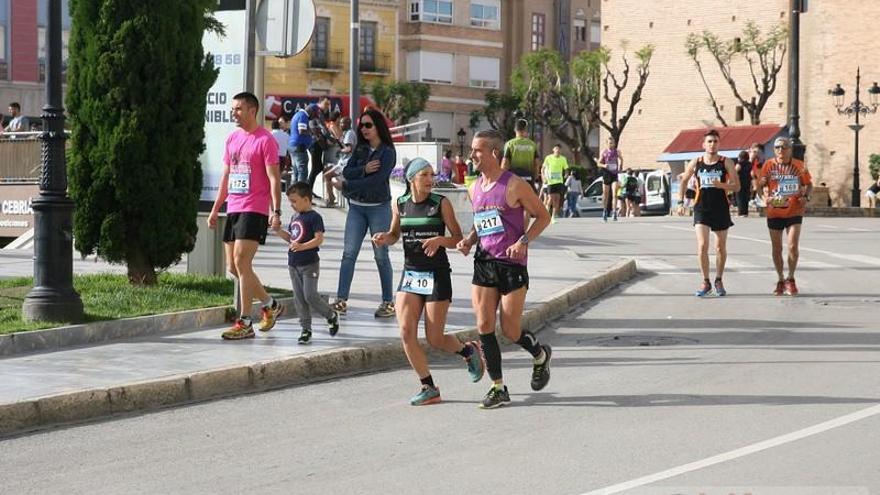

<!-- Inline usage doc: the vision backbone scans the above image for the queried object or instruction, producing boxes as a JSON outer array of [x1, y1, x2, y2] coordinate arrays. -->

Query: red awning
[[663, 124, 786, 153]]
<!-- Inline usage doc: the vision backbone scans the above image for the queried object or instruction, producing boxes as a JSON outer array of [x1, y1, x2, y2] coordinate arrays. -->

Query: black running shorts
[[397, 268, 453, 302], [602, 170, 619, 185], [693, 207, 733, 231], [510, 168, 536, 190], [224, 212, 268, 244], [473, 259, 529, 295], [548, 183, 566, 195], [767, 215, 803, 231]]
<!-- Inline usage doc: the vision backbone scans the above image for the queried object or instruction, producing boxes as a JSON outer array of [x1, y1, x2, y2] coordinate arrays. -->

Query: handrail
[[390, 119, 430, 138]]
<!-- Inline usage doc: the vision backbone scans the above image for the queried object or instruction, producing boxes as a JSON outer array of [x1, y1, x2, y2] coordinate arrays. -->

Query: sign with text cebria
[[0, 183, 39, 238], [199, 10, 247, 202]]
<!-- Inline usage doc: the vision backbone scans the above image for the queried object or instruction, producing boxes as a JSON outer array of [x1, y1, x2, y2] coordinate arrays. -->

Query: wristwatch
[[518, 234, 530, 245], [273, 209, 282, 216]]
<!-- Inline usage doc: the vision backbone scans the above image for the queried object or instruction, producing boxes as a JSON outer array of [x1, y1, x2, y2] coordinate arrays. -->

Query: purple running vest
[[601, 148, 620, 174], [472, 171, 527, 266]]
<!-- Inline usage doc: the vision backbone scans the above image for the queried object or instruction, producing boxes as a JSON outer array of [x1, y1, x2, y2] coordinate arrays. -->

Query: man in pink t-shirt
[[208, 92, 283, 340]]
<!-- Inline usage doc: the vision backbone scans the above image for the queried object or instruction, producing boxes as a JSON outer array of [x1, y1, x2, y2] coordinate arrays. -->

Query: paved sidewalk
[[0, 205, 632, 416]]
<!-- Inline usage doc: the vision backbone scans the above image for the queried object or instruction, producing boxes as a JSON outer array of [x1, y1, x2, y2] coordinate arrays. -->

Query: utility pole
[[23, 0, 84, 322], [788, 0, 805, 161], [350, 0, 360, 119]]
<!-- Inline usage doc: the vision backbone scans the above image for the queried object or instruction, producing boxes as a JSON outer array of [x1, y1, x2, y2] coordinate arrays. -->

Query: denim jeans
[[291, 148, 310, 184], [336, 201, 393, 302], [566, 192, 581, 217]]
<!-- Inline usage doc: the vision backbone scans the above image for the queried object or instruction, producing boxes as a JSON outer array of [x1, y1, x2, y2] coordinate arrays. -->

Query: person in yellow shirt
[[542, 144, 569, 220]]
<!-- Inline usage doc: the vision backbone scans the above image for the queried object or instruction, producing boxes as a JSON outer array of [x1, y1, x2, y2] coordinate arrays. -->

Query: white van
[[576, 169, 671, 215]]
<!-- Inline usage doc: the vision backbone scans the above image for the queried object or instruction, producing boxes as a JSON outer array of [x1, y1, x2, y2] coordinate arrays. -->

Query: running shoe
[[221, 318, 255, 340], [612, 210, 618, 221], [374, 301, 396, 318], [464, 341, 485, 383], [694, 281, 713, 297], [480, 385, 510, 409], [714, 279, 727, 297], [327, 310, 340, 336], [773, 280, 785, 296], [602, 210, 608, 222], [410, 385, 441, 406], [784, 278, 799, 296], [298, 329, 312, 345], [258, 300, 284, 332], [530, 344, 552, 391], [331, 299, 348, 315]]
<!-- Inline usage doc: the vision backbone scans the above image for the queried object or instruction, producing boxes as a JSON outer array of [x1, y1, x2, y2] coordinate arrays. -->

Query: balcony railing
[[360, 53, 391, 74], [308, 50, 343, 71]]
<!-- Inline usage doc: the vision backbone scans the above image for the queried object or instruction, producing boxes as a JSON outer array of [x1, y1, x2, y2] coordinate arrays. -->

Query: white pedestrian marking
[[580, 403, 880, 495], [662, 226, 880, 268]]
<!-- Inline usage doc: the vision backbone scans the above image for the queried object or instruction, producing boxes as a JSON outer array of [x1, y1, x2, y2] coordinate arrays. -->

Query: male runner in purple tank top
[[456, 130, 552, 409]]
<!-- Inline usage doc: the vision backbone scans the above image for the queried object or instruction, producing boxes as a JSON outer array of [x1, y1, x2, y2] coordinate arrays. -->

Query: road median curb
[[0, 259, 637, 437]]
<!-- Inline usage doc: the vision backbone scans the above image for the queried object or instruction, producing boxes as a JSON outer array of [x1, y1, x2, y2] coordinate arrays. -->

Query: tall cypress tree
[[67, 0, 219, 285]]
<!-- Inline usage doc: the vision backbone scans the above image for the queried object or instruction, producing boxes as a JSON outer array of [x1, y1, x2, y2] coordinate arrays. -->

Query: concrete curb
[[0, 296, 299, 357], [0, 259, 637, 437]]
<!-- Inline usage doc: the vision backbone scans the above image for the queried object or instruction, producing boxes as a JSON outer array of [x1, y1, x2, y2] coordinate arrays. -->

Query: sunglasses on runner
[[774, 145, 789, 149], [360, 122, 375, 129]]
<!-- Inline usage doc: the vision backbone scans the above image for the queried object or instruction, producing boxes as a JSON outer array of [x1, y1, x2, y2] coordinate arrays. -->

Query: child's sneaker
[[331, 299, 347, 315], [222, 318, 254, 340], [259, 300, 284, 332], [327, 310, 339, 337], [297, 329, 312, 345]]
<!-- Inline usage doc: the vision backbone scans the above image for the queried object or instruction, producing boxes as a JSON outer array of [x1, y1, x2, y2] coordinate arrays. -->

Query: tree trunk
[[127, 249, 157, 286]]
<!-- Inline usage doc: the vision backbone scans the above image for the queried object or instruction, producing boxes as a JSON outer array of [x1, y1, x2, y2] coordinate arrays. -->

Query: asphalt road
[[1, 215, 877, 495]]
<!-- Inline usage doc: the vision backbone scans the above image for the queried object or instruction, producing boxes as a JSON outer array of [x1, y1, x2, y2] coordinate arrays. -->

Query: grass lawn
[[0, 273, 291, 335]]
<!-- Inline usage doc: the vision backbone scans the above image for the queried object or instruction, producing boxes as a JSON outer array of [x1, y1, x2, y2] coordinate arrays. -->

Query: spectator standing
[[4, 102, 28, 133], [564, 168, 582, 218], [289, 104, 318, 183], [330, 108, 398, 318], [735, 150, 753, 217]]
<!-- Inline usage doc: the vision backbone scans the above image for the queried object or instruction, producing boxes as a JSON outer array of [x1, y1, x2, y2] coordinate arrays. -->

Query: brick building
[[602, 0, 880, 206], [396, 0, 602, 152], [0, 0, 71, 121]]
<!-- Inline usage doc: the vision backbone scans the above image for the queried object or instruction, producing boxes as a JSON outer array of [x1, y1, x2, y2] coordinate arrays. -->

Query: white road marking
[[662, 225, 880, 267], [580, 403, 880, 495]]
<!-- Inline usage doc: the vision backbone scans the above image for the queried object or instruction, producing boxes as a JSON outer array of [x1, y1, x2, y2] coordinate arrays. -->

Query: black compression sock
[[457, 342, 474, 358], [420, 375, 435, 388], [479, 333, 503, 381], [516, 331, 542, 358]]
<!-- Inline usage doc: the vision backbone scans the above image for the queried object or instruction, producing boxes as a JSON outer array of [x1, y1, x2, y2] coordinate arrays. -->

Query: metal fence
[[0, 136, 42, 182]]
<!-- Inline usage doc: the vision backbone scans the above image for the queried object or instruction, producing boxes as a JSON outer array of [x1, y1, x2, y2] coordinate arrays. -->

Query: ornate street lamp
[[22, 0, 83, 322], [456, 127, 466, 157], [829, 67, 880, 207]]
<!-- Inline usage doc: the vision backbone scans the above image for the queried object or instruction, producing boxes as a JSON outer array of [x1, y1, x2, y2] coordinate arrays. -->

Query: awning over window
[[657, 124, 787, 162]]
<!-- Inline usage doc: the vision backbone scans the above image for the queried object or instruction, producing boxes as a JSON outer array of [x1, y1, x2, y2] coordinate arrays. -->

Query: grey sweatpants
[[288, 261, 333, 331]]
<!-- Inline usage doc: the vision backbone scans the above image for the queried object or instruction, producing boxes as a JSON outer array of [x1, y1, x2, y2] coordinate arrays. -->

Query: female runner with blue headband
[[372, 158, 485, 405]]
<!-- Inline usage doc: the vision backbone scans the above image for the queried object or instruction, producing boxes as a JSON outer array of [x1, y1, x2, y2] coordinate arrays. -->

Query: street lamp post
[[829, 67, 880, 207], [457, 127, 466, 157], [22, 0, 84, 322]]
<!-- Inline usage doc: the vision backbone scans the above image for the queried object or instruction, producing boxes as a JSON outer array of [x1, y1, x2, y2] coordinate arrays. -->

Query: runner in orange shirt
[[757, 137, 813, 296]]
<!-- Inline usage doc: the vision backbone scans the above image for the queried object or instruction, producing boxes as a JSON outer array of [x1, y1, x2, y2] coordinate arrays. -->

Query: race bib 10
[[401, 270, 434, 295]]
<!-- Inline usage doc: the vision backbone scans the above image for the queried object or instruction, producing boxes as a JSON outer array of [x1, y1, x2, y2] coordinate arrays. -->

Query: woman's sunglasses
[[360, 122, 375, 129]]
